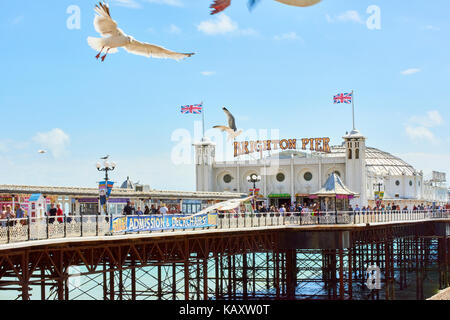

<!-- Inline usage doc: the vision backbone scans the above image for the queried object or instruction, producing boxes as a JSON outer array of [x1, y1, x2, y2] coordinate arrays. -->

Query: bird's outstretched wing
[[93, 2, 119, 37], [213, 125, 233, 133], [124, 39, 194, 61], [223, 107, 237, 131], [210, 0, 231, 15]]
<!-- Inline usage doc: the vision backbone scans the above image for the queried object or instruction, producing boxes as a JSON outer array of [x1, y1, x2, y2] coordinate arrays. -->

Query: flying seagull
[[213, 107, 243, 141], [87, 2, 195, 62], [38, 150, 47, 154], [100, 155, 110, 160], [210, 0, 321, 14]]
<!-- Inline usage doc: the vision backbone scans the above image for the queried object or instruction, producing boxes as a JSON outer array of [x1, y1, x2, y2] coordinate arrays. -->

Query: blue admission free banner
[[110, 213, 218, 233]]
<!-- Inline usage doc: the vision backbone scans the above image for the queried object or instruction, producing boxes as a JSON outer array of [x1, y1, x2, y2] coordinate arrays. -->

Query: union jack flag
[[181, 103, 203, 114], [333, 92, 353, 104]]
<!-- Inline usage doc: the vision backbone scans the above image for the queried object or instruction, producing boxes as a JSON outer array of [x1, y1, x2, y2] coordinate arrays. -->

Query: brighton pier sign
[[234, 138, 331, 157]]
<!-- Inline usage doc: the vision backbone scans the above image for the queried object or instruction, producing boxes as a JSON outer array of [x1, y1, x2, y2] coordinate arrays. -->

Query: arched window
[[355, 148, 360, 159], [348, 149, 352, 160]]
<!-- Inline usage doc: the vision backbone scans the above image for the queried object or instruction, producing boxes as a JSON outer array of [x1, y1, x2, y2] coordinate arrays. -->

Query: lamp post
[[373, 178, 384, 207], [96, 160, 116, 215], [247, 174, 261, 211]]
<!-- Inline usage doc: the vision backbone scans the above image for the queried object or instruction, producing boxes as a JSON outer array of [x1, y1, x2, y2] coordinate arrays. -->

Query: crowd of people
[[253, 202, 449, 216], [0, 203, 65, 226], [122, 201, 169, 216], [350, 203, 448, 214], [0, 200, 448, 225], [0, 204, 26, 226], [256, 203, 321, 215]]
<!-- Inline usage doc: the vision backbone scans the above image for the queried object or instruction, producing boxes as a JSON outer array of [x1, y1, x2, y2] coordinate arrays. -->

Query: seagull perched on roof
[[213, 107, 243, 141], [210, 0, 321, 14], [87, 2, 195, 62]]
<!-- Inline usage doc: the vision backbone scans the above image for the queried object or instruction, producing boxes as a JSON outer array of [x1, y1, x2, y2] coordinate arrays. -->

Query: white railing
[[0, 209, 449, 245]]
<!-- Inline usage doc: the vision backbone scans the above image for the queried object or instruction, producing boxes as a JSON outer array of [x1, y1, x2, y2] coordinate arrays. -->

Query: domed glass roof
[[328, 146, 417, 176], [120, 176, 134, 189]]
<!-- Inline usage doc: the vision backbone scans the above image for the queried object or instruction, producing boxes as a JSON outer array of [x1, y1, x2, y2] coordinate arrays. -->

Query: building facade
[[194, 129, 449, 209]]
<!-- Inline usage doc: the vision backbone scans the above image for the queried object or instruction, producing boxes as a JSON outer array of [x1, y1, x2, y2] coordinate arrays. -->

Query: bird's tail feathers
[[87, 37, 104, 51], [87, 37, 118, 53], [228, 130, 243, 141]]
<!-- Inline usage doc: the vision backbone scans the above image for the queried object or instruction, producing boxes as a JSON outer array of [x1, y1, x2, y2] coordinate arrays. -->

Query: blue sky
[[0, 0, 449, 190]]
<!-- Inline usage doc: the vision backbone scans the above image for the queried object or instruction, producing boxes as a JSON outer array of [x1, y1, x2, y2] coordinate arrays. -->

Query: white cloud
[[201, 71, 216, 76], [239, 28, 259, 36], [405, 125, 437, 143], [405, 110, 444, 144], [167, 24, 181, 34], [273, 32, 302, 41], [110, 0, 141, 8], [0, 139, 30, 153], [326, 10, 364, 24], [197, 14, 258, 37], [424, 25, 440, 31], [409, 110, 444, 128], [197, 14, 238, 35], [401, 68, 421, 75], [33, 128, 70, 158], [144, 0, 183, 7], [337, 10, 364, 23]]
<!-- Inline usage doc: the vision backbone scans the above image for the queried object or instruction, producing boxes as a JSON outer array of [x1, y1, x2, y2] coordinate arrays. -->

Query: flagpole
[[201, 101, 205, 138], [352, 90, 355, 130]]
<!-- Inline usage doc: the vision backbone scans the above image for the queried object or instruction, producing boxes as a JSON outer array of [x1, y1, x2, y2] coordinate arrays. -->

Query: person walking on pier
[[56, 203, 64, 223], [159, 204, 168, 216], [123, 201, 134, 216], [48, 203, 57, 224], [0, 210, 5, 227], [15, 205, 25, 219], [4, 205, 15, 226]]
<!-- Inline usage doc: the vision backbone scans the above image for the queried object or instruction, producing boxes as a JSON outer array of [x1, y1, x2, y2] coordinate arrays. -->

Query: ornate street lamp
[[247, 174, 261, 211], [96, 160, 116, 181], [96, 159, 116, 214], [373, 177, 385, 207]]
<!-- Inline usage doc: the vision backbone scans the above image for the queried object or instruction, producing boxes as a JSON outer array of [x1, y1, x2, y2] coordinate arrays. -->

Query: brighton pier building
[[194, 128, 448, 211]]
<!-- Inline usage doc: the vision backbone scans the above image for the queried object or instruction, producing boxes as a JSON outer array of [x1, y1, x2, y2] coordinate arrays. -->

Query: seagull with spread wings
[[213, 107, 243, 141], [210, 0, 321, 15], [87, 2, 195, 62]]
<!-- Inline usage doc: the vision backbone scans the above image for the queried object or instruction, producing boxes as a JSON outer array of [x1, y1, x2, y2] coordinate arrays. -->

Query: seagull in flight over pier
[[213, 107, 243, 141], [87, 2, 195, 62], [210, 0, 321, 15]]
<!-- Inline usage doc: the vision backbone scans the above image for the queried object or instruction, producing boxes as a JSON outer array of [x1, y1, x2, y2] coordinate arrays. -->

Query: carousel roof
[[313, 173, 359, 197]]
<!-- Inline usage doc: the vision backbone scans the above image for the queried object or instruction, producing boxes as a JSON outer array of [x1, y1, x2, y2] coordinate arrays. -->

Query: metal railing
[[0, 209, 449, 245]]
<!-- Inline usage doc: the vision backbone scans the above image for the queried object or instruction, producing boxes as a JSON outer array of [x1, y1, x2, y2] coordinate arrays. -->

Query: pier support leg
[[285, 249, 296, 300]]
